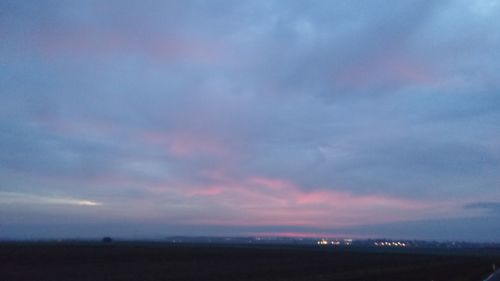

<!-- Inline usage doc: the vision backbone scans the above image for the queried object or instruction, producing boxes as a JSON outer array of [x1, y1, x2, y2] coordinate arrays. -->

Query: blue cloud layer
[[1, 0, 500, 240]]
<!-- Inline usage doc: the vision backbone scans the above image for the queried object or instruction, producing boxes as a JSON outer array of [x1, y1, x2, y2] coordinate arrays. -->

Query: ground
[[0, 242, 498, 281]]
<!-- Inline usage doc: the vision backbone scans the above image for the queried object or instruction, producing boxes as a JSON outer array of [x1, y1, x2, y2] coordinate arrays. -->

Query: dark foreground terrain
[[0, 242, 499, 281]]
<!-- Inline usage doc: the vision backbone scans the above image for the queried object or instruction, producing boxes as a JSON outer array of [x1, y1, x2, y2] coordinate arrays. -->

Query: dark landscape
[[2, 1, 500, 281], [1, 242, 499, 281]]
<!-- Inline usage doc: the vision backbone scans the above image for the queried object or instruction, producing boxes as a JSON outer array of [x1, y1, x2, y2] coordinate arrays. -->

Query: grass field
[[0, 242, 498, 281]]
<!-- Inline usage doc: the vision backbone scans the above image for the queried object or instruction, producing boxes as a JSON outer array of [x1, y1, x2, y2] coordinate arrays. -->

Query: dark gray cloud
[[464, 202, 500, 216], [346, 216, 500, 242]]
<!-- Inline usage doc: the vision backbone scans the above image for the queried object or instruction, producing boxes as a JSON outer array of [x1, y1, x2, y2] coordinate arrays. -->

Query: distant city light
[[373, 241, 407, 247]]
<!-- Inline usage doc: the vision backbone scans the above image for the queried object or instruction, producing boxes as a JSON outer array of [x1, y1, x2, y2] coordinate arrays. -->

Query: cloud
[[464, 202, 500, 216], [0, 192, 101, 207], [1, 0, 500, 240], [343, 216, 500, 242], [143, 176, 461, 229]]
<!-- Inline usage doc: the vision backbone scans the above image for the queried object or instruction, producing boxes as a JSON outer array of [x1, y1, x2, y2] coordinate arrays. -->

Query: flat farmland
[[0, 243, 498, 281]]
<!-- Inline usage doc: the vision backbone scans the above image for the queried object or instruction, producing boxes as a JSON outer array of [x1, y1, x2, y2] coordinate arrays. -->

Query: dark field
[[1, 242, 499, 281]]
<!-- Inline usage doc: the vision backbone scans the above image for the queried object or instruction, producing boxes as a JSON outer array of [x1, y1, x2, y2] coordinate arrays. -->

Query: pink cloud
[[149, 175, 439, 229], [33, 163, 463, 233]]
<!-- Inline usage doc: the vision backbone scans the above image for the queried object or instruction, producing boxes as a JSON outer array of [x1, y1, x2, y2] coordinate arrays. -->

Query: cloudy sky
[[1, 0, 500, 241]]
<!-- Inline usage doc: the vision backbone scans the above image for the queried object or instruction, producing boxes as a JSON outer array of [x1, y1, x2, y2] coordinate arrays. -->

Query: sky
[[1, 0, 500, 241]]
